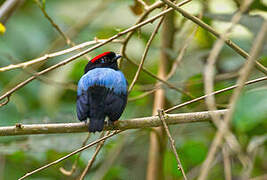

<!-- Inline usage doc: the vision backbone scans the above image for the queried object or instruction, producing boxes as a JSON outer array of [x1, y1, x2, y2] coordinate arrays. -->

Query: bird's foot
[[107, 120, 119, 131], [107, 120, 114, 127]]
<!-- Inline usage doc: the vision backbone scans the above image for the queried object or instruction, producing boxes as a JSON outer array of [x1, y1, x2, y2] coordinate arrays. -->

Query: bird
[[76, 51, 128, 132]]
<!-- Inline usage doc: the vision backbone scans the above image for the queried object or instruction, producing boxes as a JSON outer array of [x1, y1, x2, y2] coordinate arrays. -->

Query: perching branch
[[0, 110, 227, 136]]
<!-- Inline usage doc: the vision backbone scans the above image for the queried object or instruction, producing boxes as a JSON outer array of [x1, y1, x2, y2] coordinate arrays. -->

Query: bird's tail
[[89, 117, 105, 133]]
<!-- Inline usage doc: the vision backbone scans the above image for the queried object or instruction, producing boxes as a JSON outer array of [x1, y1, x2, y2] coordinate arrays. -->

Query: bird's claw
[[107, 120, 114, 127]]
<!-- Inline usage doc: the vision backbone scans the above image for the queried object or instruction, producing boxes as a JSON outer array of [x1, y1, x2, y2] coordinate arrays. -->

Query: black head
[[84, 52, 121, 73]]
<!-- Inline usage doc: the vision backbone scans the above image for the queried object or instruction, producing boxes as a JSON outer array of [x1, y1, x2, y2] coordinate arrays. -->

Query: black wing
[[76, 90, 90, 121], [104, 91, 127, 121]]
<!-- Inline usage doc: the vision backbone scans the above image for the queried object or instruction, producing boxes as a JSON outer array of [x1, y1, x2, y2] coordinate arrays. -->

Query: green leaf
[[195, 17, 215, 48], [233, 88, 267, 133], [180, 140, 208, 165], [103, 166, 127, 180], [69, 58, 88, 81], [182, 74, 231, 109], [164, 151, 182, 177]]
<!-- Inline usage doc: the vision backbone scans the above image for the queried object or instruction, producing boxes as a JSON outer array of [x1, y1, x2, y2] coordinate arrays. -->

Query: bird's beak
[[114, 54, 122, 61]]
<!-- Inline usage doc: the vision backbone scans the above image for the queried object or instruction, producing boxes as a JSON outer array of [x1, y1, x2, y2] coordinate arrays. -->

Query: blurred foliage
[[233, 88, 267, 134], [0, 0, 267, 179]]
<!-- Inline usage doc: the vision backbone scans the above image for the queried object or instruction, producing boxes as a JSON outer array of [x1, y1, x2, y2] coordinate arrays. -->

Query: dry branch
[[34, 0, 72, 45], [128, 15, 165, 92], [203, 0, 253, 172], [120, 1, 164, 64], [0, 110, 227, 136], [165, 76, 267, 113], [19, 131, 121, 180], [198, 20, 267, 180], [204, 0, 253, 116], [0, 39, 121, 72], [158, 109, 187, 180], [79, 132, 107, 180], [129, 20, 199, 101], [160, 0, 267, 75], [0, 1, 191, 105], [59, 134, 90, 176]]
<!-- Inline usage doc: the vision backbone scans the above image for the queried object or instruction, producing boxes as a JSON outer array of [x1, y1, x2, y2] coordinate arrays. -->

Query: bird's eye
[[100, 58, 105, 63]]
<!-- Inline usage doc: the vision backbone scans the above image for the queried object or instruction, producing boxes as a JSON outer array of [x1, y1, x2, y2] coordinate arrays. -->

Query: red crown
[[90, 52, 113, 63]]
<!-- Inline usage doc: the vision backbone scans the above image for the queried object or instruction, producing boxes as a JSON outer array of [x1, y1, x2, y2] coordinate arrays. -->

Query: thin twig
[[0, 95, 10, 107], [128, 15, 165, 93], [18, 130, 122, 180], [198, 20, 267, 180], [129, 21, 199, 101], [79, 131, 109, 180], [34, 0, 94, 62], [46, 0, 111, 52], [2, 53, 78, 92], [186, 153, 222, 180], [120, 0, 191, 65], [165, 76, 267, 113], [0, 39, 122, 72], [124, 0, 194, 98], [34, 0, 71, 45], [120, 0, 164, 64], [0, 3, 192, 105], [158, 109, 187, 180], [92, 135, 126, 179], [59, 134, 90, 176], [129, 88, 157, 101], [126, 56, 194, 98], [160, 0, 267, 75], [203, 0, 253, 172], [204, 0, 253, 116]]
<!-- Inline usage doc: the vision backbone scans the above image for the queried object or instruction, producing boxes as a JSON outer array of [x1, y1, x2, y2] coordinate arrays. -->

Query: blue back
[[77, 68, 128, 96]]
